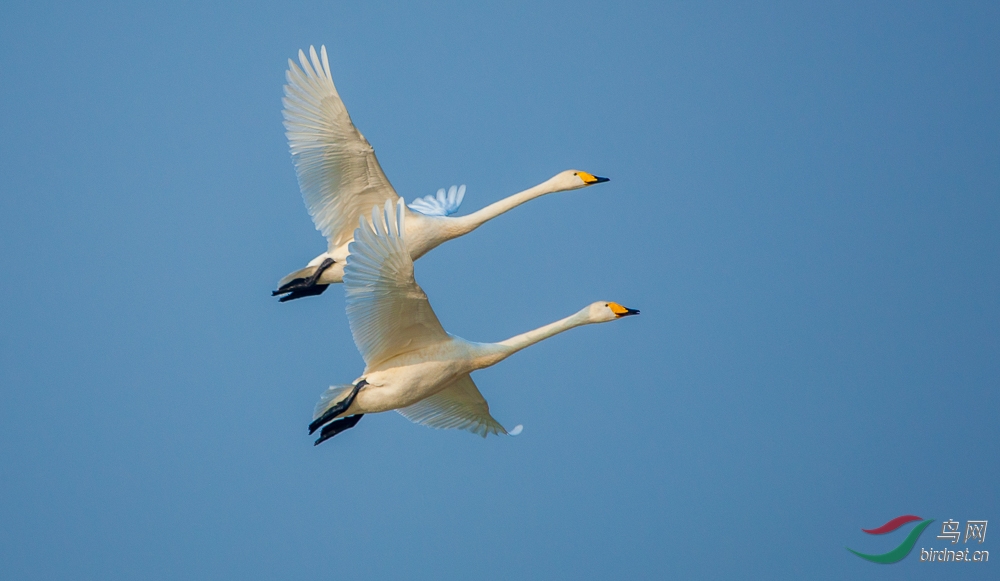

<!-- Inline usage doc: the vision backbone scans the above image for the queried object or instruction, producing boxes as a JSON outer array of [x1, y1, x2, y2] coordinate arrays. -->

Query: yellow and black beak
[[609, 303, 640, 318], [618, 307, 640, 317], [578, 171, 610, 185]]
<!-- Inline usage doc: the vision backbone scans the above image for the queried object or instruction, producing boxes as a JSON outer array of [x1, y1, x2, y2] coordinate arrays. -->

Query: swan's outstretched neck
[[450, 180, 558, 235], [495, 308, 592, 358]]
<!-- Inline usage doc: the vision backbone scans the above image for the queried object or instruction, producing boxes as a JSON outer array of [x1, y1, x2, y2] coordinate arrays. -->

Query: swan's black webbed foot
[[309, 380, 367, 444], [314, 414, 365, 445], [272, 258, 335, 302]]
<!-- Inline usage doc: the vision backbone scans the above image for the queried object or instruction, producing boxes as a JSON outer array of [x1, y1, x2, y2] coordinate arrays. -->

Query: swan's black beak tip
[[594, 176, 610, 183]]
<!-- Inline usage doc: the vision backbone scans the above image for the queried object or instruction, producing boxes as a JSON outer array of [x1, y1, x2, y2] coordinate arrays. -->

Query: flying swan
[[273, 45, 609, 302], [309, 199, 639, 444]]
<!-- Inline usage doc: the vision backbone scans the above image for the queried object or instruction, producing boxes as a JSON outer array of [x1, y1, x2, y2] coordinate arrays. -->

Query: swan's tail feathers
[[272, 258, 334, 302], [312, 384, 356, 422], [277, 265, 319, 289], [310, 383, 366, 445]]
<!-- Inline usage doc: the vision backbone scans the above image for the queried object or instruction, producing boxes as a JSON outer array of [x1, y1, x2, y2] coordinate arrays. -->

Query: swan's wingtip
[[509, 425, 523, 436]]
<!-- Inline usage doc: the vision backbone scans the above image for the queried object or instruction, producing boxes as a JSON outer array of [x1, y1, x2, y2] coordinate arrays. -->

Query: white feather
[[283, 45, 399, 250], [397, 375, 505, 437], [343, 199, 449, 369], [408, 184, 466, 216]]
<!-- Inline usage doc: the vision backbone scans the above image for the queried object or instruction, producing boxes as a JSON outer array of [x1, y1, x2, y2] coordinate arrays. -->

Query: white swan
[[309, 199, 639, 444], [273, 45, 609, 301]]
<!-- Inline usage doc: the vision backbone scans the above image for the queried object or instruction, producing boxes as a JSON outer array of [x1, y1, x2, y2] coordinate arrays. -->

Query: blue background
[[1, 1, 997, 579]]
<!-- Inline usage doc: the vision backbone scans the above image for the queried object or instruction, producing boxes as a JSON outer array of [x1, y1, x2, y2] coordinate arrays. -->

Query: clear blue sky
[[1, 1, 997, 579]]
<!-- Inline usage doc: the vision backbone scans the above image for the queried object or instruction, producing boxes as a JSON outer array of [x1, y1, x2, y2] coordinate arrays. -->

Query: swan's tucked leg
[[309, 379, 366, 435], [272, 258, 335, 302], [314, 414, 364, 445]]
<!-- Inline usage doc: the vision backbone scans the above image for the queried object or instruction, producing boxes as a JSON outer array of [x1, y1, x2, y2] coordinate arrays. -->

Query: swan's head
[[551, 169, 610, 191], [588, 301, 640, 323]]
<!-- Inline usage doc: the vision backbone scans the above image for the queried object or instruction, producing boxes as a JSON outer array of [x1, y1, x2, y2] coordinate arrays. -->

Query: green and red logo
[[849, 515, 989, 564], [847, 515, 934, 564]]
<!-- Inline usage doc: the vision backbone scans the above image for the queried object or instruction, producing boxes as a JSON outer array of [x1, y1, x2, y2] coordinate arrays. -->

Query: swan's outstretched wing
[[397, 374, 506, 437], [284, 45, 399, 250], [408, 184, 466, 217], [344, 199, 449, 368]]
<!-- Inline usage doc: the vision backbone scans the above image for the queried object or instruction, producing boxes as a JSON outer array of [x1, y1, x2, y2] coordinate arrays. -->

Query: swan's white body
[[311, 199, 638, 439], [278, 46, 607, 292]]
